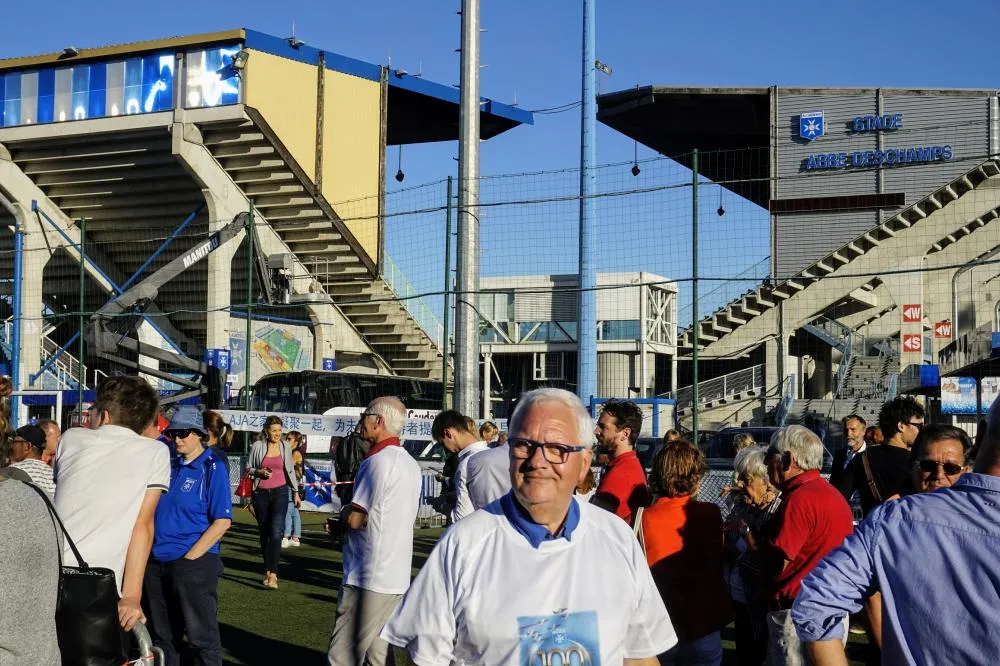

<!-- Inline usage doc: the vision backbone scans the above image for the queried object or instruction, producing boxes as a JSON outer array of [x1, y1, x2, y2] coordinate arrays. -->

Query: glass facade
[[0, 43, 242, 128]]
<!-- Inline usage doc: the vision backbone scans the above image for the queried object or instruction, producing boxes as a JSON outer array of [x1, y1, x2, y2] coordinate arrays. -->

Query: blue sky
[[4, 1, 998, 186], [4, 1, 999, 333]]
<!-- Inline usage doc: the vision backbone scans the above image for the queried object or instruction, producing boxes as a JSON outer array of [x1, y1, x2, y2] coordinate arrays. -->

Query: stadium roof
[[0, 28, 533, 145]]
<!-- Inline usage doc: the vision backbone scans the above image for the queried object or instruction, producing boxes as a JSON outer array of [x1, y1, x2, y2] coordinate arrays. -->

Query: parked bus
[[246, 370, 444, 414]]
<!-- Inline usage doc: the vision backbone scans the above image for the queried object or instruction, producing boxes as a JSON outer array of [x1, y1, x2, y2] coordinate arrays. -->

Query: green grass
[[217, 510, 870, 665], [217, 510, 437, 665]]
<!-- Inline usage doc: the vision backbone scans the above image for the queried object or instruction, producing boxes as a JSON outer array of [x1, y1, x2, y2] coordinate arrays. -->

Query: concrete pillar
[[309, 302, 338, 369], [19, 204, 47, 389], [172, 122, 242, 352]]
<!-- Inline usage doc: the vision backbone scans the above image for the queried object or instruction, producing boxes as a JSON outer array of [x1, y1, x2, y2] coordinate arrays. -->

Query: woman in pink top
[[247, 416, 299, 589]]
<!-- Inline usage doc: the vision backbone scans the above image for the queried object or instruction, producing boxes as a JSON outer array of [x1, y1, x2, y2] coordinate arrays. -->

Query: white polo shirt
[[54, 425, 170, 594], [344, 443, 422, 595], [382, 494, 677, 665], [464, 442, 512, 511], [451, 440, 490, 522]]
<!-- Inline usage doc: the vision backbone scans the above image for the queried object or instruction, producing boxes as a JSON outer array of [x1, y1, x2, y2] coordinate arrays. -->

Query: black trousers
[[143, 554, 223, 666], [252, 486, 289, 574], [733, 601, 767, 666]]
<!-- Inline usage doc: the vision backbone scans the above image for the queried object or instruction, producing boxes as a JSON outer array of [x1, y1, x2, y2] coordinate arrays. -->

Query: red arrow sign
[[902, 304, 922, 323], [935, 321, 953, 339], [903, 333, 923, 352]]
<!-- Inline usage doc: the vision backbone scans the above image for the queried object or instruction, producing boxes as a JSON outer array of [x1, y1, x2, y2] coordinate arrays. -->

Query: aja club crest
[[799, 111, 825, 141]]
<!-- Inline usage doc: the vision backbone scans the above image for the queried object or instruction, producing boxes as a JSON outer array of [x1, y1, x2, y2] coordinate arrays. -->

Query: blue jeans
[[251, 487, 288, 573], [284, 487, 302, 538], [659, 631, 723, 666]]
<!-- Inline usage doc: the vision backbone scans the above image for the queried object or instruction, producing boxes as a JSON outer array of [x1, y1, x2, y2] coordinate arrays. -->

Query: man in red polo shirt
[[592, 400, 648, 525], [745, 425, 852, 666]]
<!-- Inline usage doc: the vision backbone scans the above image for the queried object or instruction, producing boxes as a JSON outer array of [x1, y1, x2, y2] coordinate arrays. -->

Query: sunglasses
[[166, 429, 199, 440], [917, 459, 964, 476]]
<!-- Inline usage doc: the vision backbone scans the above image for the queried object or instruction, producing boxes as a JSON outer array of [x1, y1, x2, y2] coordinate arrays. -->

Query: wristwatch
[[740, 524, 751, 536]]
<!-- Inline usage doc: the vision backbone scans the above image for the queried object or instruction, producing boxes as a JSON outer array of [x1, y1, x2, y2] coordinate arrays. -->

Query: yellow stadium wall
[[321, 71, 382, 266], [243, 50, 317, 182], [242, 50, 383, 267]]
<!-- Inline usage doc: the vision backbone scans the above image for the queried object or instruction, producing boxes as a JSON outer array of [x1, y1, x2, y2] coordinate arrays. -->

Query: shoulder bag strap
[[860, 451, 883, 503], [24, 481, 90, 570], [632, 506, 646, 555]]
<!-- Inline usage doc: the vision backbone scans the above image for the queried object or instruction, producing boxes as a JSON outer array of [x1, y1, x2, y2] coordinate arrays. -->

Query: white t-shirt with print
[[54, 425, 170, 594], [382, 497, 677, 665], [451, 440, 490, 522], [345, 444, 422, 595]]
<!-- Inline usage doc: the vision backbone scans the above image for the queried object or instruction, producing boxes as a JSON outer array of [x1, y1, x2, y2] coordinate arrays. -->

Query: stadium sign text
[[804, 145, 953, 171]]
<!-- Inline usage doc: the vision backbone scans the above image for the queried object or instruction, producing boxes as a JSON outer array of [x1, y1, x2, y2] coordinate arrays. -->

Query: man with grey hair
[[382, 388, 676, 665], [327, 397, 421, 666], [744, 425, 852, 666]]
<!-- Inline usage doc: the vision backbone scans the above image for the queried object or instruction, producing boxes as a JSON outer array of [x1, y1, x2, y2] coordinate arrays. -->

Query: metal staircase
[[197, 112, 444, 379], [1, 316, 82, 390]]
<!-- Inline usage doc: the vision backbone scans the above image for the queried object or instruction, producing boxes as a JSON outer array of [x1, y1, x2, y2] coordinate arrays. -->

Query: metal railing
[[2, 317, 80, 390], [676, 364, 763, 410], [382, 253, 445, 347]]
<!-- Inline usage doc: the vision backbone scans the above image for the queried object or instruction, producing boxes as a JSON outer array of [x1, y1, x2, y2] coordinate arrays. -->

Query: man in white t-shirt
[[327, 396, 421, 666], [464, 440, 512, 509], [382, 388, 677, 665], [432, 410, 489, 522], [54, 376, 169, 631]]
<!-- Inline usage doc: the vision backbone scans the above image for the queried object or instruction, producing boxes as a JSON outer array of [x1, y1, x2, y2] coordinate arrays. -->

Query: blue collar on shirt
[[500, 491, 580, 548], [952, 472, 1000, 493]]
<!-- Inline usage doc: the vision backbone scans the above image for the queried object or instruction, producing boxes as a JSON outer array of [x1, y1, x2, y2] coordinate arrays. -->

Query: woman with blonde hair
[[479, 420, 498, 443]]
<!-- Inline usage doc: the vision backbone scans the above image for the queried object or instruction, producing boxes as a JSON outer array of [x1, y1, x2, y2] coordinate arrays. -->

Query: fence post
[[244, 203, 254, 413], [691, 149, 700, 437], [78, 218, 86, 413], [442, 176, 453, 409]]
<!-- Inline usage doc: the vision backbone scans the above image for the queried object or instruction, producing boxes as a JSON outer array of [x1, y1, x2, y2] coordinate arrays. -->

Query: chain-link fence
[[2, 101, 999, 445]]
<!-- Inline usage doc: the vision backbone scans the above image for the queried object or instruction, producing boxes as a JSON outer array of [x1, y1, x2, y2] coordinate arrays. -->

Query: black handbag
[[27, 483, 128, 666]]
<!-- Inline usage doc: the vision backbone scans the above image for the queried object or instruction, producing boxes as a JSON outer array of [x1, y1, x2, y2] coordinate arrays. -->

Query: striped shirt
[[11, 458, 56, 497]]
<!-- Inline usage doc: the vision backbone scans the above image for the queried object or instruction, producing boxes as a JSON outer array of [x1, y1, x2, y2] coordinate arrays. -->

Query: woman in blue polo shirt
[[143, 405, 233, 666]]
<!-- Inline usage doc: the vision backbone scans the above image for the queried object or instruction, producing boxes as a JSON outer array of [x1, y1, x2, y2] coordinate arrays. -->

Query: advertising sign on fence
[[941, 376, 978, 415], [981, 377, 1000, 413]]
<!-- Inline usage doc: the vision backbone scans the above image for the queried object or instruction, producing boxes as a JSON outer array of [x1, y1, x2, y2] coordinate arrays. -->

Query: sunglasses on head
[[917, 459, 964, 476]]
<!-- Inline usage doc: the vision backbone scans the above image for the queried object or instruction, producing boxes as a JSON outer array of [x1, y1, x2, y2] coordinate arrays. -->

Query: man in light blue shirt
[[792, 402, 1000, 666]]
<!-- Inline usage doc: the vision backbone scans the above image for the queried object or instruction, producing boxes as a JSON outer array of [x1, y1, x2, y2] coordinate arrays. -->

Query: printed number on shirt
[[518, 610, 601, 666]]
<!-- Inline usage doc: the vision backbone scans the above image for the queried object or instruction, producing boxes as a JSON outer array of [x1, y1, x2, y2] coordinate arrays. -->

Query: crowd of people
[[3, 373, 1000, 665]]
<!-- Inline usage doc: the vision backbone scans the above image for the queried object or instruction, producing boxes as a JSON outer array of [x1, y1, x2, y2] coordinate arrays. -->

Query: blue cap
[[166, 405, 206, 435]]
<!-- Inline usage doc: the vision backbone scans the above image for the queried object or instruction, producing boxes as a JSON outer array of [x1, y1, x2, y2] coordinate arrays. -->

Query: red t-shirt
[[593, 449, 648, 524], [761, 469, 854, 606]]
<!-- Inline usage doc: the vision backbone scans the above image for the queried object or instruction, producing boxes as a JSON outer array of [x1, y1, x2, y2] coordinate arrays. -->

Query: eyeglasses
[[359, 412, 380, 420], [917, 459, 964, 476], [509, 438, 586, 464], [907, 421, 925, 430], [166, 429, 197, 440]]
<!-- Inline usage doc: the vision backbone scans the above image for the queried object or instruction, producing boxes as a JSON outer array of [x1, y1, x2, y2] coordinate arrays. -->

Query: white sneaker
[[281, 537, 290, 549], [291, 539, 301, 547]]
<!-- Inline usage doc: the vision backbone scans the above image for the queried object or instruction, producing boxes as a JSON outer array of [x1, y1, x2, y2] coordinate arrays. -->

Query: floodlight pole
[[577, 0, 598, 408], [691, 150, 700, 438], [454, 0, 482, 417]]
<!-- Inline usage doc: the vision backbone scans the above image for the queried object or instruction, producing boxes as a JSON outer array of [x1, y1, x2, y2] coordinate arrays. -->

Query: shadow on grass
[[221, 622, 325, 665]]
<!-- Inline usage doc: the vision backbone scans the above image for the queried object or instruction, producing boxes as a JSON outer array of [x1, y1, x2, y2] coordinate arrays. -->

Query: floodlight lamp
[[231, 50, 250, 70], [288, 37, 305, 49], [631, 163, 641, 177], [62, 46, 80, 57], [395, 169, 405, 183]]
